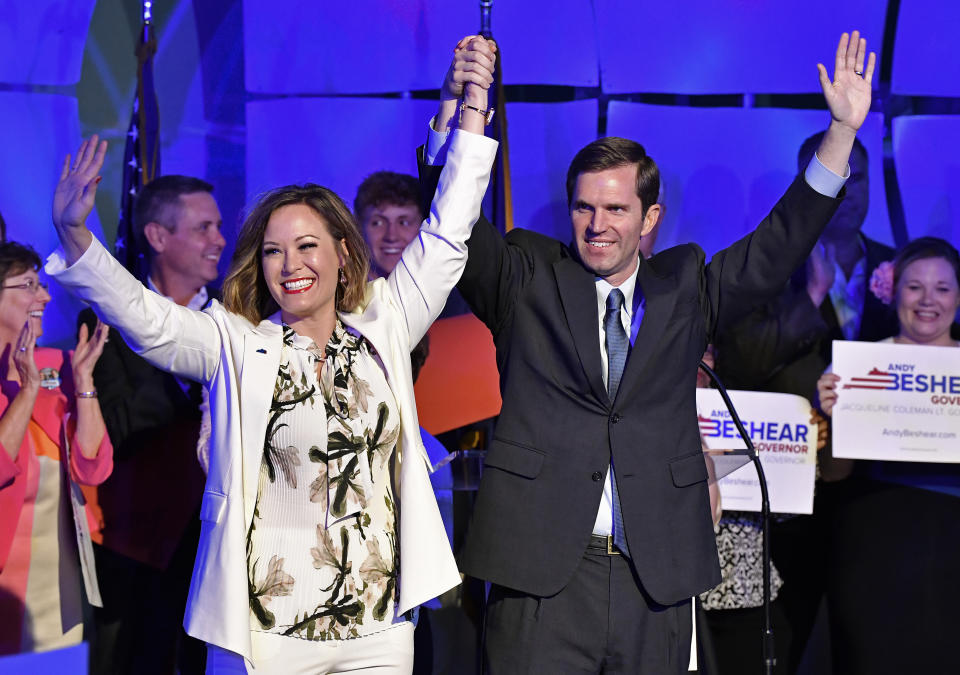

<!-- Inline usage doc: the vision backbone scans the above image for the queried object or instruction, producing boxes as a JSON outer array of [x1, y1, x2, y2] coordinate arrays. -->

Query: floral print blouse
[[698, 511, 783, 611], [247, 320, 403, 641]]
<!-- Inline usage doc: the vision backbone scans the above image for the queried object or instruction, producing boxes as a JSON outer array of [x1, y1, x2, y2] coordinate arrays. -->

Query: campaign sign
[[832, 340, 960, 463], [696, 389, 817, 515]]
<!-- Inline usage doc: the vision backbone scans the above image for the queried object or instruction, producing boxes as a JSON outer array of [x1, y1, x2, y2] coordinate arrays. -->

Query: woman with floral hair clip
[[817, 235, 960, 674]]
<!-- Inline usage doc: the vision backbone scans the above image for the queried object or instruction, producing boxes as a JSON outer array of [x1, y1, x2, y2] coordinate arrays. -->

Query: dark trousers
[[483, 547, 692, 674], [828, 478, 960, 675], [700, 600, 792, 675], [769, 482, 840, 673], [88, 518, 205, 675]]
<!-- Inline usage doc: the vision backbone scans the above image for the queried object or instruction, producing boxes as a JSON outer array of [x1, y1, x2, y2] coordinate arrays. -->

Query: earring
[[339, 268, 346, 285]]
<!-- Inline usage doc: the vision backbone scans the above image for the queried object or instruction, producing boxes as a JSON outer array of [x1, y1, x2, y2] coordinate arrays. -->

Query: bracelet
[[76, 390, 98, 399], [459, 101, 495, 126]]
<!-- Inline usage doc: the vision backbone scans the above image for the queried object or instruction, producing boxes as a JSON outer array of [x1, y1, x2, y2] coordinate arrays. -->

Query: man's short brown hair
[[353, 171, 422, 221], [566, 137, 660, 216]]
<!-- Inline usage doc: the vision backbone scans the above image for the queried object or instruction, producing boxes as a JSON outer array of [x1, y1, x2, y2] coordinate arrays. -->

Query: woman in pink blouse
[[0, 240, 111, 655]]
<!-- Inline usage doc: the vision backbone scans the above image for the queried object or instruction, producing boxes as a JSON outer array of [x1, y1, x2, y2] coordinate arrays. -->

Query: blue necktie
[[604, 289, 630, 556]]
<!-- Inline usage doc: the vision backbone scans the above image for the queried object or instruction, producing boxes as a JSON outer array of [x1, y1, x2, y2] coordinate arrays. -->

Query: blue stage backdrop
[[0, 0, 957, 346]]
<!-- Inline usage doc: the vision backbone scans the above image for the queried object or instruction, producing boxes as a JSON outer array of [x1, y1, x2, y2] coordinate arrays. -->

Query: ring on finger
[[854, 69, 864, 77]]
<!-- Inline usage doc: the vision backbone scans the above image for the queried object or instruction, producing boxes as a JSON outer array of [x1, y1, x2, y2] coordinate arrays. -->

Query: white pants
[[205, 623, 414, 675]]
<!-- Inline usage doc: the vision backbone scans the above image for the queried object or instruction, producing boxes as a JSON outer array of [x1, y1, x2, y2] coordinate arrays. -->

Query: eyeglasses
[[2, 279, 48, 294]]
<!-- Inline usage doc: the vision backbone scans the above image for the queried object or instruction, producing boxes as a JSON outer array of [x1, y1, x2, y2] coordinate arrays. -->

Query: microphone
[[698, 359, 776, 675]]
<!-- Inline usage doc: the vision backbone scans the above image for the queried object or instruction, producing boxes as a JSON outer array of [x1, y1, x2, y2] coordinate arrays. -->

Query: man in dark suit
[[421, 33, 875, 673], [80, 175, 225, 674], [713, 133, 898, 673], [715, 133, 897, 401]]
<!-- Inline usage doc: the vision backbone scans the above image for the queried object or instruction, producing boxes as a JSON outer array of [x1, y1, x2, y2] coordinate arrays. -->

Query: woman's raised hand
[[52, 135, 108, 263], [817, 372, 841, 417], [13, 320, 41, 393], [72, 320, 109, 392]]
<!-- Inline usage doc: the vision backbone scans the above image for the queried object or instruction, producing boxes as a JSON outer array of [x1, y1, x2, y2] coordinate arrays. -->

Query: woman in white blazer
[[46, 37, 498, 673]]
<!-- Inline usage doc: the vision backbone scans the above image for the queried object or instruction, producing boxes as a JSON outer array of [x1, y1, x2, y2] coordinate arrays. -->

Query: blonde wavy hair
[[222, 184, 370, 324]]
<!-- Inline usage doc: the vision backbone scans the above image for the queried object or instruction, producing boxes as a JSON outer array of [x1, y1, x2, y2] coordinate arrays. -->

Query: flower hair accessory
[[869, 261, 894, 305]]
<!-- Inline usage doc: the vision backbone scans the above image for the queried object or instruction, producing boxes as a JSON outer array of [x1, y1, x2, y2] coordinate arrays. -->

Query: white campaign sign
[[832, 340, 960, 463], [696, 389, 817, 515]]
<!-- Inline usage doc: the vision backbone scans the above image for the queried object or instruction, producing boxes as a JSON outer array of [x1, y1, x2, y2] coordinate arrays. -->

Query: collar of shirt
[[827, 240, 867, 341], [147, 277, 209, 312], [595, 261, 645, 347], [593, 260, 646, 393]]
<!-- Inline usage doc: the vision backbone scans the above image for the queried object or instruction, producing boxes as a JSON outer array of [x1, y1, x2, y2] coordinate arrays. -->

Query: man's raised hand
[[435, 35, 497, 133], [819, 31, 876, 134]]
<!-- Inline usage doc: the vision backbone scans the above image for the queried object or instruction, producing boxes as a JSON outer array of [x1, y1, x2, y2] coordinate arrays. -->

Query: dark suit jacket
[[422, 157, 842, 605], [714, 236, 898, 402], [78, 292, 215, 570]]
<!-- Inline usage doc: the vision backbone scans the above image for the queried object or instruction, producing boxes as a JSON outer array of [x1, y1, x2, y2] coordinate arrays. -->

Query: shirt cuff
[[804, 152, 849, 199], [44, 237, 102, 276], [425, 116, 452, 166]]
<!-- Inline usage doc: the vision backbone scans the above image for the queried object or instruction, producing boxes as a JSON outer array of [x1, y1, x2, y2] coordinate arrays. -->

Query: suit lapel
[[553, 257, 608, 405], [240, 323, 282, 525], [615, 260, 677, 404]]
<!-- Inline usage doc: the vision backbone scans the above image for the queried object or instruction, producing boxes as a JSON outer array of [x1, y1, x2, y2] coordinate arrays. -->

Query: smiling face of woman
[[895, 256, 960, 346], [0, 267, 50, 344], [260, 203, 347, 330]]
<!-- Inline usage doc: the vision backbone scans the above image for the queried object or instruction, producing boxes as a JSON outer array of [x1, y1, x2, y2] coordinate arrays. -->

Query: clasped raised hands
[[441, 35, 497, 109]]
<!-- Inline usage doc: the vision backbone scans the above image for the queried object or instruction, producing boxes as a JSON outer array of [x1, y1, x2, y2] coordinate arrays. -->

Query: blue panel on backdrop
[[505, 100, 598, 242], [243, 0, 597, 94], [0, 1, 96, 85], [606, 103, 890, 258], [595, 0, 887, 94], [0, 641, 88, 673], [893, 116, 960, 242], [0, 92, 105, 349], [891, 1, 960, 96], [246, 97, 438, 207]]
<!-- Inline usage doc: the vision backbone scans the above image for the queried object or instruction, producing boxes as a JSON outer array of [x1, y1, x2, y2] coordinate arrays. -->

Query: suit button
[[591, 471, 603, 482], [610, 413, 621, 423]]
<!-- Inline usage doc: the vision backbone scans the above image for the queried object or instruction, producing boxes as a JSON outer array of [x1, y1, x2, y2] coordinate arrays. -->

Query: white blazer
[[48, 130, 497, 661]]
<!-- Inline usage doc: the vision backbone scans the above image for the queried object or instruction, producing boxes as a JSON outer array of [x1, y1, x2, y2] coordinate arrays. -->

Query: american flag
[[115, 9, 161, 279]]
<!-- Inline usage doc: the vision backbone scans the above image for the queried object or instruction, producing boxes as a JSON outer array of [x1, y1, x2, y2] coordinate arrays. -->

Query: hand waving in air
[[818, 30, 876, 135], [52, 135, 108, 264]]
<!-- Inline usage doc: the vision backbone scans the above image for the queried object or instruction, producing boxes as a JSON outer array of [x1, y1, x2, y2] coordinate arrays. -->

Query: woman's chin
[[29, 317, 45, 339], [902, 327, 951, 346]]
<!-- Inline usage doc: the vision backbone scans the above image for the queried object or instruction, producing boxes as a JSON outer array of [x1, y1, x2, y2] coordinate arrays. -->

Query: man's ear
[[641, 204, 661, 237], [142, 222, 168, 255]]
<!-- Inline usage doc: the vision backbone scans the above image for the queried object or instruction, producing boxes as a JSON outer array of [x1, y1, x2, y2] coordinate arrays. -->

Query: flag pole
[[137, 1, 160, 185], [480, 0, 514, 233], [115, 0, 161, 277]]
